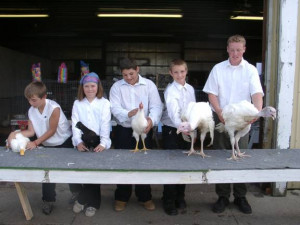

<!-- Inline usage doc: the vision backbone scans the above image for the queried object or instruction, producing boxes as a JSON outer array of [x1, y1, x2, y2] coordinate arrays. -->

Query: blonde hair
[[169, 59, 188, 72], [24, 81, 47, 99], [227, 35, 246, 46], [77, 80, 104, 101]]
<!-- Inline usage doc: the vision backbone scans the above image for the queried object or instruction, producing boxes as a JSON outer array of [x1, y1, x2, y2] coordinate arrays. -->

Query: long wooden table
[[1, 147, 300, 220]]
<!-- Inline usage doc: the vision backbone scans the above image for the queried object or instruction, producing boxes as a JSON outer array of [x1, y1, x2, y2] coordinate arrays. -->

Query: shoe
[[175, 199, 187, 209], [143, 200, 155, 211], [73, 201, 85, 213], [85, 207, 96, 217], [163, 200, 178, 216], [212, 197, 229, 213], [114, 200, 127, 212], [42, 201, 54, 215], [69, 192, 79, 204], [234, 197, 252, 214]]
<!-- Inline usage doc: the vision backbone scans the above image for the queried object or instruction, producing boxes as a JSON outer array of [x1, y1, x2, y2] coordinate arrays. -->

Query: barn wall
[[291, 0, 300, 149], [275, 0, 299, 149], [0, 46, 51, 121]]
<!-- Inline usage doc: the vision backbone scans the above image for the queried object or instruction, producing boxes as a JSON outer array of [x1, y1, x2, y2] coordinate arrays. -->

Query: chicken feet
[[131, 138, 148, 152]]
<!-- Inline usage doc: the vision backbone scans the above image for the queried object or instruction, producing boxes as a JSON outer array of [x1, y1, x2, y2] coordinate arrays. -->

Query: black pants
[[76, 184, 101, 209], [42, 136, 73, 202], [113, 125, 153, 202], [213, 112, 249, 198], [69, 183, 84, 194], [162, 126, 190, 202]]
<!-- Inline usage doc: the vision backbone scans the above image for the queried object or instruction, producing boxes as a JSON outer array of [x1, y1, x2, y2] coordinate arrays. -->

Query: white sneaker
[[73, 201, 84, 213], [85, 207, 96, 217]]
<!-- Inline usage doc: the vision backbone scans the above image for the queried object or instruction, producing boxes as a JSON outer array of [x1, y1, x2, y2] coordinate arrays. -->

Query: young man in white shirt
[[109, 57, 163, 212], [160, 59, 196, 215], [203, 34, 264, 214]]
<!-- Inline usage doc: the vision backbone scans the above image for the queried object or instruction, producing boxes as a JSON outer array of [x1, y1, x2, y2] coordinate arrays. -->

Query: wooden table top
[[1, 147, 299, 172]]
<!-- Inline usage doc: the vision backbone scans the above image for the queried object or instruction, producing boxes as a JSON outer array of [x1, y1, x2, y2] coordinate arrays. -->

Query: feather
[[131, 102, 148, 152], [76, 122, 100, 150], [177, 102, 214, 158], [10, 133, 30, 153], [216, 100, 276, 160]]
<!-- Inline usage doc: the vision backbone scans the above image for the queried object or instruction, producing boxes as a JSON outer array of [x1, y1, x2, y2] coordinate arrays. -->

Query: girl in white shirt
[[71, 72, 111, 217]]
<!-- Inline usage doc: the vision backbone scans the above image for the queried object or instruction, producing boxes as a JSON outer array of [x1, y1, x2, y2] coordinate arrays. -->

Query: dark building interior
[[0, 0, 264, 142]]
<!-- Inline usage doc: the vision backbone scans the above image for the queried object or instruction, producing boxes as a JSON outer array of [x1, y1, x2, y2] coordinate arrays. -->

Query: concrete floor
[[1, 182, 300, 225]]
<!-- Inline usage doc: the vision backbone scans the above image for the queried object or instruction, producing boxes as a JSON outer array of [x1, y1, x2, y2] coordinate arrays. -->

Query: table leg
[[14, 182, 33, 220]]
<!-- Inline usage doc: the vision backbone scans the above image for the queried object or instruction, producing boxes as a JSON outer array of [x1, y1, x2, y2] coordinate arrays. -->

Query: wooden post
[[14, 182, 33, 220], [272, 182, 287, 196]]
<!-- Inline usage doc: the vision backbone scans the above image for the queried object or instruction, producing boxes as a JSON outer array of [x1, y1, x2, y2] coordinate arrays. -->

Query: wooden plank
[[1, 148, 300, 185], [1, 169, 300, 184], [1, 148, 300, 171], [272, 182, 287, 196], [14, 182, 33, 220]]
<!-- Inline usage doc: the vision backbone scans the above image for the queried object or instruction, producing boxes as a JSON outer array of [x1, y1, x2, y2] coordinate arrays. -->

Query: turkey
[[131, 102, 148, 152], [10, 132, 30, 155], [75, 122, 100, 151], [215, 100, 276, 160], [176, 102, 214, 158]]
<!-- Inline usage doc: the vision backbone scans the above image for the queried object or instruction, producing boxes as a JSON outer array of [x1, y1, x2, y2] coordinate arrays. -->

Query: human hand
[[26, 141, 37, 150], [77, 142, 89, 152], [248, 118, 258, 124], [128, 108, 138, 118], [94, 144, 105, 152], [217, 111, 225, 124], [144, 117, 153, 134]]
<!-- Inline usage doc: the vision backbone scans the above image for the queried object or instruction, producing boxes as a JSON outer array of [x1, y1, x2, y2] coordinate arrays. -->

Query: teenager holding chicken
[[203, 35, 263, 214], [71, 72, 111, 217], [7, 81, 72, 215], [109, 57, 163, 212], [160, 59, 196, 215]]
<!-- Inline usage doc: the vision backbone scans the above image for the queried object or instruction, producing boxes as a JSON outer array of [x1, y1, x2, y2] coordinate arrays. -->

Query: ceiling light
[[97, 13, 182, 18], [230, 16, 263, 20], [112, 33, 173, 37], [0, 14, 49, 18]]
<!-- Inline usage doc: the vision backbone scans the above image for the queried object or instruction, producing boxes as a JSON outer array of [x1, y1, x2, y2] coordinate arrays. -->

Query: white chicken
[[215, 100, 276, 160], [10, 132, 30, 155], [131, 102, 148, 152], [177, 102, 215, 158]]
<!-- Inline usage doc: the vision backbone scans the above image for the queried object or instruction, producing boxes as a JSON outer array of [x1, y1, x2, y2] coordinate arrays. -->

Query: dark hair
[[77, 79, 104, 101], [24, 81, 47, 99], [119, 57, 138, 71], [169, 59, 188, 72]]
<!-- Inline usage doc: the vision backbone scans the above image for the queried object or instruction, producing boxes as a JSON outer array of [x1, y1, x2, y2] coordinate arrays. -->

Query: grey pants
[[213, 112, 249, 198]]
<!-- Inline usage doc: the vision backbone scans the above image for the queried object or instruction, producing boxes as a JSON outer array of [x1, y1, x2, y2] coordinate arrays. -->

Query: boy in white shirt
[[160, 59, 196, 215], [7, 81, 72, 215], [203, 34, 263, 214], [109, 57, 163, 212]]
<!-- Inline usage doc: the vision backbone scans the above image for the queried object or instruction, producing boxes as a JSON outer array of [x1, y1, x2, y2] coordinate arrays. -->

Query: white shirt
[[28, 99, 72, 146], [161, 81, 196, 128], [203, 58, 264, 110], [109, 74, 163, 128], [71, 97, 111, 149]]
